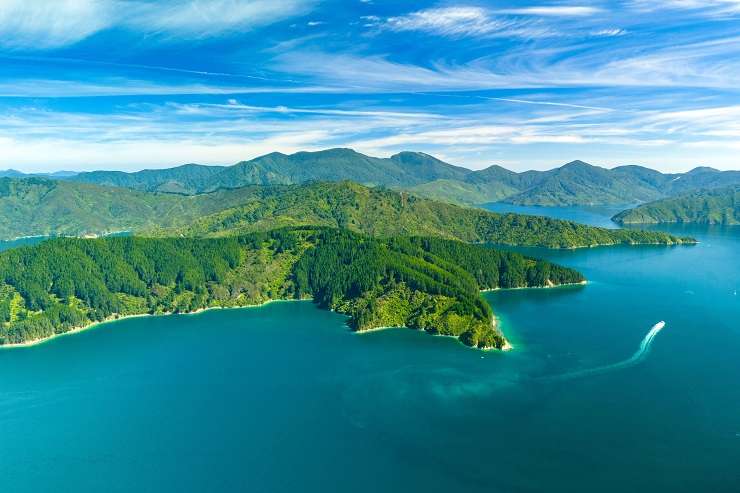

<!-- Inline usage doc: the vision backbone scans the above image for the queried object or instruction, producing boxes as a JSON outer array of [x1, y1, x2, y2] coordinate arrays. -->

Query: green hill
[[499, 161, 666, 206], [0, 227, 585, 349], [0, 177, 251, 239], [0, 178, 694, 248], [152, 181, 695, 248], [64, 148, 740, 206], [613, 186, 740, 225], [70, 148, 471, 193], [68, 163, 226, 194]]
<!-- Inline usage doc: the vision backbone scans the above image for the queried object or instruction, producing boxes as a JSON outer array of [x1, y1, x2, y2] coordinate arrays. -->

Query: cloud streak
[[0, 0, 317, 49], [375, 6, 557, 39]]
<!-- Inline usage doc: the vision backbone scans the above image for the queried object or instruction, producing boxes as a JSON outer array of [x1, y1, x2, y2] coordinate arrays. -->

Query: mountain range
[[59, 148, 740, 206]]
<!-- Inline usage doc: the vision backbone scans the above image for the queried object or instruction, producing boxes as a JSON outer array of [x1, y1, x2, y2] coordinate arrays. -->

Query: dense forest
[[0, 227, 584, 349], [613, 185, 739, 225], [0, 178, 693, 248], [156, 182, 695, 248]]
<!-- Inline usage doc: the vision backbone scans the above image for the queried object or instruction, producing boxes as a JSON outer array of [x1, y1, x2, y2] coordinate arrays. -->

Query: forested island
[[0, 227, 584, 349], [613, 185, 739, 225]]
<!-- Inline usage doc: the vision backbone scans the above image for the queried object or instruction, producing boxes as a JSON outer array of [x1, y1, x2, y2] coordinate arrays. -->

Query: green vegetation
[[161, 181, 695, 248], [0, 227, 584, 348], [69, 163, 226, 194], [0, 177, 249, 239], [0, 178, 693, 248], [500, 161, 666, 206], [70, 148, 471, 193], [65, 148, 740, 206], [613, 186, 740, 225]]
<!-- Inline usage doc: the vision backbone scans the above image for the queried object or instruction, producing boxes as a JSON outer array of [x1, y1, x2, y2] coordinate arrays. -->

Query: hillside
[[70, 148, 470, 193], [0, 177, 250, 239], [68, 163, 227, 194], [63, 148, 740, 206], [613, 186, 740, 225], [500, 161, 666, 206], [0, 178, 693, 248], [0, 227, 585, 349], [151, 181, 695, 248]]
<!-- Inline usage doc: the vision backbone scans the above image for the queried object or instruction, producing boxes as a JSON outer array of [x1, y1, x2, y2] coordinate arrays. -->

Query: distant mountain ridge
[[31, 148, 740, 206], [0, 169, 78, 179]]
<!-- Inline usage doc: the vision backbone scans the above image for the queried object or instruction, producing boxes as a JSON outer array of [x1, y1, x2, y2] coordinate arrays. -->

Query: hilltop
[[60, 148, 740, 206]]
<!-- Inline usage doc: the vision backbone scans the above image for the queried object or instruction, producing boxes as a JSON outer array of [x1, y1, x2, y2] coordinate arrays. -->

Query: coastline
[[0, 298, 307, 350], [480, 280, 588, 293], [355, 312, 514, 352], [0, 281, 581, 352]]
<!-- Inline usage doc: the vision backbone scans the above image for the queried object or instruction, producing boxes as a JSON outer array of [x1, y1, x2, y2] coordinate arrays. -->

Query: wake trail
[[544, 321, 666, 382]]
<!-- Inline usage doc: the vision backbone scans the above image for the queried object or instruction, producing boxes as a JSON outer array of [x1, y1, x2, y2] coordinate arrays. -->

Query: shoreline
[[0, 281, 580, 352], [480, 280, 588, 293], [0, 298, 307, 350]]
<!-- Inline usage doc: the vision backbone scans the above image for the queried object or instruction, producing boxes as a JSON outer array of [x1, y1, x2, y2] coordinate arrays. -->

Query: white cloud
[[627, 0, 740, 17], [379, 6, 555, 39], [3, 96, 740, 173], [0, 0, 317, 49], [0, 0, 114, 49], [592, 28, 627, 37], [495, 6, 603, 17], [274, 30, 740, 93], [130, 0, 316, 37]]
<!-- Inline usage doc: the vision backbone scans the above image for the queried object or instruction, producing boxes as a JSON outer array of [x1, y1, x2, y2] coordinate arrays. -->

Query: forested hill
[[63, 147, 740, 206], [69, 148, 470, 193], [0, 178, 693, 248], [157, 182, 695, 248], [613, 186, 740, 225], [0, 227, 584, 349]]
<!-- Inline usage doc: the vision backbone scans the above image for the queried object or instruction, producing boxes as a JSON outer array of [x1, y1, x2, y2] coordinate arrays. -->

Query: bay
[[1, 210, 738, 492]]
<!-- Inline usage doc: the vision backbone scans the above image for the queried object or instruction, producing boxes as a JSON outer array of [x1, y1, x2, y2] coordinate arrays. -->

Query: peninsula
[[0, 227, 585, 349]]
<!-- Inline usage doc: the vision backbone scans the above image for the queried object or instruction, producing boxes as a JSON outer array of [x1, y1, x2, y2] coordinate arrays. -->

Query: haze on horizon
[[1, 0, 740, 174]]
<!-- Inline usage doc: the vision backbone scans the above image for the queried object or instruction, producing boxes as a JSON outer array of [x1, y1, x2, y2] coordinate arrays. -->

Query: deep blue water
[[1, 213, 739, 492]]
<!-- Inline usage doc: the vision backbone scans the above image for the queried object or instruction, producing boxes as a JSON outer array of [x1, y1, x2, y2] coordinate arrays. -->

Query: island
[[0, 227, 585, 349]]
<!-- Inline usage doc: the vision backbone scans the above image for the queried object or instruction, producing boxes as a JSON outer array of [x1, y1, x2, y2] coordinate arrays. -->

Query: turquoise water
[[0, 236, 48, 251], [1, 214, 739, 492]]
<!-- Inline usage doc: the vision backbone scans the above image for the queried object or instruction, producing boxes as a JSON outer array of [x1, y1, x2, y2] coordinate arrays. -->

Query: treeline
[[0, 227, 585, 349], [613, 185, 740, 225], [158, 181, 696, 248], [471, 212, 694, 248]]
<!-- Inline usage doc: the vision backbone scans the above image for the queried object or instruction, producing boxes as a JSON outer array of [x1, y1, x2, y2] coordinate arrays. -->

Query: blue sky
[[1, 0, 740, 172]]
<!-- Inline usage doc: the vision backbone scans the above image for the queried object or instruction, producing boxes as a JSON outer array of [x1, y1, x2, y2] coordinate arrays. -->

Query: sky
[[1, 1, 740, 173]]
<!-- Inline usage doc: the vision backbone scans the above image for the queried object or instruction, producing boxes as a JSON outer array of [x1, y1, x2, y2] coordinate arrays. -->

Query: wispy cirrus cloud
[[0, 0, 318, 49], [627, 0, 740, 16], [0, 0, 114, 49], [372, 6, 557, 39], [274, 31, 740, 93], [129, 0, 317, 38], [494, 6, 603, 17]]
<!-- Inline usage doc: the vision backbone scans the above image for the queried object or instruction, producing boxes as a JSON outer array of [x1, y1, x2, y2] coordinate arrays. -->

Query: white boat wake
[[546, 321, 666, 381]]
